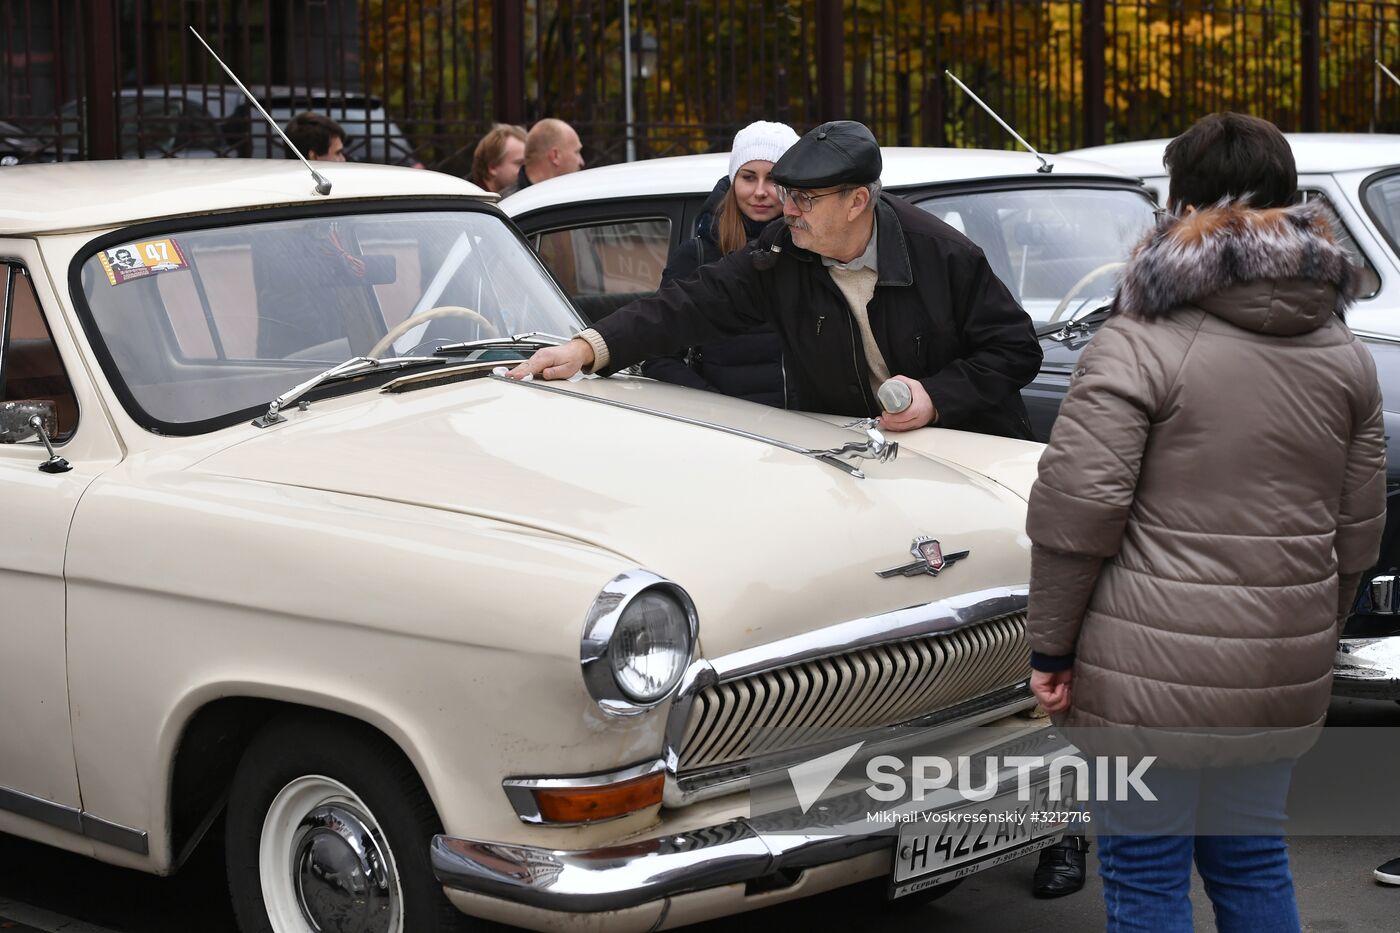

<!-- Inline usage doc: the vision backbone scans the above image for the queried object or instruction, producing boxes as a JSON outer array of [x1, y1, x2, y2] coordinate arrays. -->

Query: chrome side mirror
[[0, 400, 70, 473], [0, 399, 54, 442]]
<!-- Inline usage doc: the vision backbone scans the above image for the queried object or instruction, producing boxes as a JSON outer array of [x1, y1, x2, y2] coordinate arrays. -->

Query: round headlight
[[581, 572, 698, 713], [609, 590, 692, 703]]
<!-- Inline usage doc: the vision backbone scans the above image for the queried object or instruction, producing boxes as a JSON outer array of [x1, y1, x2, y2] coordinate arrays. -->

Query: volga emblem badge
[[876, 536, 970, 578]]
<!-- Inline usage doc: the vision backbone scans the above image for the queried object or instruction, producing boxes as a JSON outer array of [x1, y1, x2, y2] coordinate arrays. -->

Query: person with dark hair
[[506, 120, 1042, 440], [1163, 111, 1297, 211], [470, 123, 526, 193], [1025, 111, 1385, 931], [283, 112, 347, 162], [641, 120, 799, 407]]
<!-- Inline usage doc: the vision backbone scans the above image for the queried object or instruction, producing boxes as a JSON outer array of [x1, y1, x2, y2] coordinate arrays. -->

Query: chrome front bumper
[[1333, 637, 1400, 700], [432, 820, 886, 913], [432, 723, 1074, 918]]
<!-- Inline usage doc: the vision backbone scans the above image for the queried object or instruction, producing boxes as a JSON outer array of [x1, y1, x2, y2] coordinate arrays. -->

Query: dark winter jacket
[[593, 194, 1042, 438], [641, 178, 791, 408], [1025, 201, 1387, 766]]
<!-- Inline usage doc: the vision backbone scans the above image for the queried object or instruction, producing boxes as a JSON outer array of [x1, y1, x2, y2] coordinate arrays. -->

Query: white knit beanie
[[728, 121, 800, 181]]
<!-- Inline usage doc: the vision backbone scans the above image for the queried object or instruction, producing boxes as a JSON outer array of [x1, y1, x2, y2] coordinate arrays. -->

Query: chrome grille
[[676, 611, 1029, 774]]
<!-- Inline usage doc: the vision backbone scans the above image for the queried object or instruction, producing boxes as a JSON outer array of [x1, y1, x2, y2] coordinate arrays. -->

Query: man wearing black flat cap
[[509, 120, 1042, 439]]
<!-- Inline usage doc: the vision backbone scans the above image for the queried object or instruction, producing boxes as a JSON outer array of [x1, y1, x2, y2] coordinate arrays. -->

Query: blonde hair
[[470, 124, 525, 188]]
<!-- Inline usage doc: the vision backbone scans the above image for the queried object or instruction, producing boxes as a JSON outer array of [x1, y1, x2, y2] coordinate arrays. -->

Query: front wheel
[[225, 713, 465, 933]]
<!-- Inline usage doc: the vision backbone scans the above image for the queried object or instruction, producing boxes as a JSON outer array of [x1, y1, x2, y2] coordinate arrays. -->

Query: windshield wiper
[[432, 332, 572, 355], [1037, 306, 1111, 342], [252, 355, 447, 428]]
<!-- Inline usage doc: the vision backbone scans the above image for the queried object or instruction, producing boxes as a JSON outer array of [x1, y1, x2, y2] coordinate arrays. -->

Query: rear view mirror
[[0, 399, 56, 444]]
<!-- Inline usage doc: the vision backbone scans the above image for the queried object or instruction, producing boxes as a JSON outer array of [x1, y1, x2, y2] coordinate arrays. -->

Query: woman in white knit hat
[[641, 120, 799, 407]]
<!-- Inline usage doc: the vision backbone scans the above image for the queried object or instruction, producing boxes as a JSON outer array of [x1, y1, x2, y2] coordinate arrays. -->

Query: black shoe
[[1376, 857, 1400, 885], [1033, 835, 1088, 898]]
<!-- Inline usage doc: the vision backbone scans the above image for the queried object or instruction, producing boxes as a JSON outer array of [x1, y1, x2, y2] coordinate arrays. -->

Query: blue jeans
[[1090, 760, 1300, 933]]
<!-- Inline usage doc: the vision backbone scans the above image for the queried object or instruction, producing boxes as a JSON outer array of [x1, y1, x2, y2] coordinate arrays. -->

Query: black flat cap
[[771, 121, 882, 189]]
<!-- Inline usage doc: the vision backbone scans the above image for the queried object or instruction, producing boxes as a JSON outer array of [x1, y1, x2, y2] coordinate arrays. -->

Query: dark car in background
[[7, 86, 419, 166], [232, 88, 421, 167]]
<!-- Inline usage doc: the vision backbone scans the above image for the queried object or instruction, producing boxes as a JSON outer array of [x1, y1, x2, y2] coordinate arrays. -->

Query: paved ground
[[1, 698, 1396, 932]]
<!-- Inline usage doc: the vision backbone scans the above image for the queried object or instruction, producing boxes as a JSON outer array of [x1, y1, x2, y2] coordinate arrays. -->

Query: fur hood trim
[[1113, 200, 1356, 321]]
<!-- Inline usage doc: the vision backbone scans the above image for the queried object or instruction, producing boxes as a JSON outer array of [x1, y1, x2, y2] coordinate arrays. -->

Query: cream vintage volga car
[[0, 159, 1068, 932]]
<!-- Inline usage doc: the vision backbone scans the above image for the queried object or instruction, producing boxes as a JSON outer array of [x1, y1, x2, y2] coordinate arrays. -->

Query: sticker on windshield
[[98, 238, 189, 286]]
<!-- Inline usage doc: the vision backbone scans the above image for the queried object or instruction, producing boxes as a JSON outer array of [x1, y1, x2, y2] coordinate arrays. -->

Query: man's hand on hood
[[507, 338, 594, 381]]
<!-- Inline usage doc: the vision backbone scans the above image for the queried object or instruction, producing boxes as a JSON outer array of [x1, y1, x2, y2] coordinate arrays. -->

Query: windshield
[[1364, 171, 1400, 258], [79, 208, 583, 431], [915, 187, 1156, 324]]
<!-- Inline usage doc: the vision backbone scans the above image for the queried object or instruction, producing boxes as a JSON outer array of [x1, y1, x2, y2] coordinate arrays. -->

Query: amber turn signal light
[[532, 771, 665, 824]]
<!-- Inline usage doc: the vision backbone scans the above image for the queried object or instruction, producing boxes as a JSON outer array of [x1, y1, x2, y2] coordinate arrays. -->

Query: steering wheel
[[1047, 262, 1126, 323], [368, 305, 498, 359]]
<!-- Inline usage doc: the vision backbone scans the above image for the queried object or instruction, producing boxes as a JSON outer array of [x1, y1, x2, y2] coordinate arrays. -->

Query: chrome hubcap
[[260, 776, 403, 933], [293, 805, 394, 933]]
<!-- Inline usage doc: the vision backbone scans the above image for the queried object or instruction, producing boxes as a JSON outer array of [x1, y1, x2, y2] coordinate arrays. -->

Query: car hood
[[192, 373, 1032, 657]]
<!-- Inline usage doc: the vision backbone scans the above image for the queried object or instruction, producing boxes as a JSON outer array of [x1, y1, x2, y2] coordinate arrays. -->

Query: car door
[[0, 248, 117, 834], [514, 198, 693, 324]]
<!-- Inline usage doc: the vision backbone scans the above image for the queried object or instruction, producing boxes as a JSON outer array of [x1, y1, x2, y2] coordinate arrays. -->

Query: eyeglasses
[[777, 185, 853, 213]]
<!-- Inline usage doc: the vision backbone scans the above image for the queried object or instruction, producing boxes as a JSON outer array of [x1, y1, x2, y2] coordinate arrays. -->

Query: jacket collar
[[756, 195, 913, 287], [1113, 199, 1355, 327]]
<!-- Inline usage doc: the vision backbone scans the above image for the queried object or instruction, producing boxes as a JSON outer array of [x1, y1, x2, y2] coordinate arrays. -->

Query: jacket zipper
[[846, 312, 877, 415], [816, 315, 825, 335]]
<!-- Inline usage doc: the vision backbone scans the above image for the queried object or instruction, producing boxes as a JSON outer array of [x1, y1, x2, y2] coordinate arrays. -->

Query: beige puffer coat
[[1026, 201, 1387, 766]]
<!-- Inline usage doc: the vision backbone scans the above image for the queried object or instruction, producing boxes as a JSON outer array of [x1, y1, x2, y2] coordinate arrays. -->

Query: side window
[[1300, 190, 1381, 299], [0, 266, 78, 440], [534, 219, 671, 299]]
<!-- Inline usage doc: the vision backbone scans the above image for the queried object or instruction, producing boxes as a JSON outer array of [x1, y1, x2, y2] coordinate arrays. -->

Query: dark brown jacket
[[1025, 201, 1387, 765]]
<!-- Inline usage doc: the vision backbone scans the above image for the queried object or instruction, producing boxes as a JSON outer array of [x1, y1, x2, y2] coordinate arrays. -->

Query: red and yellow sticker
[[98, 238, 189, 286]]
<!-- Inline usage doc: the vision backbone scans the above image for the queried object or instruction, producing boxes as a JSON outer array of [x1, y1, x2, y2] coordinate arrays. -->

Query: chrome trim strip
[[581, 570, 699, 716], [0, 786, 149, 855], [713, 586, 1028, 681], [492, 374, 891, 479], [83, 813, 151, 855], [661, 586, 1028, 782], [503, 759, 666, 825], [433, 727, 1074, 913]]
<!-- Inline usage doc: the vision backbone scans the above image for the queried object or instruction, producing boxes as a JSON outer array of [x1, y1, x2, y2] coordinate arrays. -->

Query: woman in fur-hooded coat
[[1024, 194, 1387, 767]]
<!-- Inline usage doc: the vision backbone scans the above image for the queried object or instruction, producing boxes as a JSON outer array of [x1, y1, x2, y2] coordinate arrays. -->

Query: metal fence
[[4, 1, 1400, 174]]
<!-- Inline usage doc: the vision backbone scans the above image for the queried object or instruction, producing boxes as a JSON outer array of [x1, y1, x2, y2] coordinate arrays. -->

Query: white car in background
[[1066, 134, 1400, 337], [501, 148, 1159, 329]]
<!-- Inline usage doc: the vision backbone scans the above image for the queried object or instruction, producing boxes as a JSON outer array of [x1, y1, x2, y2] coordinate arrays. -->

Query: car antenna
[[187, 26, 331, 196], [1377, 60, 1400, 91], [944, 69, 1052, 173]]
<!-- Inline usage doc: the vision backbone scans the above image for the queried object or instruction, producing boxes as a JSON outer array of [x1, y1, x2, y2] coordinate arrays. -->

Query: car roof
[[0, 160, 491, 236], [499, 147, 1144, 216], [1065, 133, 1400, 178]]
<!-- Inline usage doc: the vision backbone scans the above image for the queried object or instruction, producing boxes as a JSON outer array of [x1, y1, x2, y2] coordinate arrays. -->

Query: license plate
[[890, 779, 1074, 898]]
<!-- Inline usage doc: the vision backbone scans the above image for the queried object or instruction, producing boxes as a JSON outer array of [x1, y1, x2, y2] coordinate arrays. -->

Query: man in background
[[283, 112, 347, 162], [470, 123, 526, 193], [505, 118, 585, 194]]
